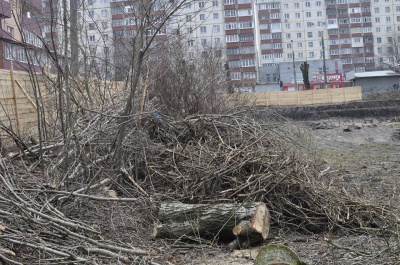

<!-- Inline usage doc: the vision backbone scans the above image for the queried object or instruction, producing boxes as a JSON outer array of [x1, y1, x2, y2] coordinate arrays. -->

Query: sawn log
[[153, 202, 270, 245]]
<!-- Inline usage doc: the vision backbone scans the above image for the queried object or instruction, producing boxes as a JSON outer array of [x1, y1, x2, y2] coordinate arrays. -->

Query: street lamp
[[291, 40, 297, 91], [321, 35, 328, 89]]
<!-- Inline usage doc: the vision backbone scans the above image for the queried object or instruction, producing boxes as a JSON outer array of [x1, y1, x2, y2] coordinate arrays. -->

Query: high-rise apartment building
[[29, 0, 400, 85]]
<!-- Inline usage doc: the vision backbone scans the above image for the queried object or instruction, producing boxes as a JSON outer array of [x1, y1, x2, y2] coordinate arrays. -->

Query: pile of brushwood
[[0, 105, 399, 264]]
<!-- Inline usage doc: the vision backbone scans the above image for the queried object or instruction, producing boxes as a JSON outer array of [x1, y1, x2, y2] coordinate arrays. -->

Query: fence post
[[10, 62, 21, 134]]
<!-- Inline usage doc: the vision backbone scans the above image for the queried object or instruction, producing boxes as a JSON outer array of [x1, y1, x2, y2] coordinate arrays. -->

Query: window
[[386, 17, 391, 22], [198, 1, 205, 8], [231, 72, 241, 80], [317, 11, 322, 16], [316, 1, 321, 6], [89, 35, 95, 42], [89, 23, 95, 30], [297, 32, 302, 38], [286, 33, 291, 39], [297, 43, 302, 48], [214, 38, 220, 44], [227, 48, 239, 55], [377, 37, 382, 43], [201, 39, 207, 46], [287, 43, 292, 48], [296, 22, 301, 28], [225, 10, 236, 17], [242, 72, 256, 79], [200, 26, 206, 33], [124, 6, 133, 13], [213, 25, 220, 33], [305, 2, 311, 7], [307, 32, 313, 38], [283, 3, 288, 9], [188, 52, 195, 59], [297, 52, 303, 58], [238, 9, 252, 16], [5, 43, 13, 60], [307, 22, 313, 27], [102, 22, 108, 29], [374, 7, 379, 13], [225, 23, 237, 30], [308, 52, 314, 58], [6, 26, 14, 37], [295, 13, 300, 18], [103, 47, 109, 55], [284, 14, 289, 19], [239, 21, 253, 29], [294, 3, 300, 8], [188, 40, 194, 46], [101, 9, 107, 17], [187, 27, 193, 34], [88, 0, 95, 5], [213, 13, 219, 19], [229, 60, 241, 68], [242, 59, 255, 67], [285, 23, 290, 29], [306, 12, 311, 17], [385, 7, 390, 13], [239, 34, 254, 41], [186, 15, 191, 22], [224, 0, 235, 4], [125, 18, 134, 25], [387, 26, 392, 32], [375, 17, 380, 22], [213, 0, 218, 6], [308, 42, 313, 47], [88, 10, 94, 18], [226, 35, 239, 42], [199, 14, 205, 20]]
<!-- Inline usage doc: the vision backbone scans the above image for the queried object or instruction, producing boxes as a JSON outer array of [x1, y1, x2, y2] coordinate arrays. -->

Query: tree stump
[[153, 202, 270, 243], [254, 244, 308, 265]]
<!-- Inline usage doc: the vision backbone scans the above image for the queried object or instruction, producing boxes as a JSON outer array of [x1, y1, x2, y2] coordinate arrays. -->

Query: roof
[[348, 70, 400, 80]]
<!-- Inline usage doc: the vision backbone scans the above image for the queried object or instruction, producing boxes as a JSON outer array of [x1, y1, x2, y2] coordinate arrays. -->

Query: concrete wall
[[354, 76, 400, 97]]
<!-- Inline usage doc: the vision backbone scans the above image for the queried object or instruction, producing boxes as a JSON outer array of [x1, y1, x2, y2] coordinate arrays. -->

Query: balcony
[[0, 0, 11, 19]]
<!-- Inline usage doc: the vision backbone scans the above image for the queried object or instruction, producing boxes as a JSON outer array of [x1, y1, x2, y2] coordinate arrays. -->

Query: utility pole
[[292, 40, 297, 91], [322, 36, 328, 89]]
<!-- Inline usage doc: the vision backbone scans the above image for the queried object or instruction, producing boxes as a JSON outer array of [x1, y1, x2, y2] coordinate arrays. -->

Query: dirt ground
[[186, 115, 400, 265]]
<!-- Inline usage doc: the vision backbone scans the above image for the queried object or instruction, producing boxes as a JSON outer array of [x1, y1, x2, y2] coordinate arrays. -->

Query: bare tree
[[376, 34, 400, 72], [147, 39, 227, 118]]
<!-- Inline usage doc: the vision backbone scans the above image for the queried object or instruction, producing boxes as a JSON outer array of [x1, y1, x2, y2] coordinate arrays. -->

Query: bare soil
[[188, 100, 400, 265]]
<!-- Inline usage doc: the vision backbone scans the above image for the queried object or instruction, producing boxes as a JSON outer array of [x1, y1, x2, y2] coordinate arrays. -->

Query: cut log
[[153, 202, 269, 242], [229, 204, 270, 249]]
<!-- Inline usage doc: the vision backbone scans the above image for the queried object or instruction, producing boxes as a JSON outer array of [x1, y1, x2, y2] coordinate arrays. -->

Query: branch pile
[[0, 105, 398, 263]]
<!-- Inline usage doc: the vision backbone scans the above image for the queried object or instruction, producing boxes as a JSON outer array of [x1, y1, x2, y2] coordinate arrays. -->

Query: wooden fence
[[0, 65, 45, 137], [229, 86, 362, 106]]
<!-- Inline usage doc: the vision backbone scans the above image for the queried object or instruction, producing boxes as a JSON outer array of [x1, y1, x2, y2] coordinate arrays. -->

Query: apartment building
[[80, 0, 113, 78], [0, 0, 43, 71], [7, 0, 400, 85]]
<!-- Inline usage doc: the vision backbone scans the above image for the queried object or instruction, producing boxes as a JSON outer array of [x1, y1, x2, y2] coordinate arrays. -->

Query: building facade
[[1, 0, 44, 71]]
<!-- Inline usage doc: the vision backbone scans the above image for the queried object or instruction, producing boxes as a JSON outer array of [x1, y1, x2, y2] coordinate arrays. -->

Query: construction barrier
[[0, 64, 45, 137], [229, 86, 362, 106]]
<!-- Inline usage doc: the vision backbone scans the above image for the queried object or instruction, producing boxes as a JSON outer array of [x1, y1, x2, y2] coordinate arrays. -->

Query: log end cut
[[254, 244, 308, 265]]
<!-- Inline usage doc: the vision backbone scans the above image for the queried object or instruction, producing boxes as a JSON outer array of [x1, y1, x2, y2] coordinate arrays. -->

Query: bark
[[153, 202, 269, 241]]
